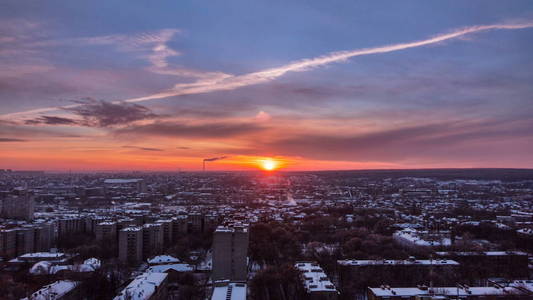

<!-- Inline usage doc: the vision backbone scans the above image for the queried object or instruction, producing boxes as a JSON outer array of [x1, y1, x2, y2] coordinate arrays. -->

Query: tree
[[250, 264, 306, 300]]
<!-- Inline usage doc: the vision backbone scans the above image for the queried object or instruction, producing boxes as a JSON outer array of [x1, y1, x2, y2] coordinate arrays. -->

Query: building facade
[[118, 227, 143, 264], [0, 192, 35, 221], [212, 224, 249, 281]]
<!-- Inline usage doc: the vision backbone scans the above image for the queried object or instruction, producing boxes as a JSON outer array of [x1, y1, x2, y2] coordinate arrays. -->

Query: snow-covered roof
[[369, 286, 524, 297], [147, 255, 179, 265], [436, 251, 528, 256], [393, 229, 452, 247], [121, 226, 142, 232], [295, 262, 338, 294], [114, 272, 167, 300], [84, 257, 101, 268], [29, 261, 52, 275], [29, 257, 101, 275], [338, 259, 459, 266], [22, 280, 79, 300], [97, 221, 116, 226], [146, 263, 194, 273], [20, 252, 65, 258]]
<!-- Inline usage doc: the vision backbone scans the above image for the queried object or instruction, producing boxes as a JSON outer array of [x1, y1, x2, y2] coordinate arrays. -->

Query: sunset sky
[[1, 1, 533, 171]]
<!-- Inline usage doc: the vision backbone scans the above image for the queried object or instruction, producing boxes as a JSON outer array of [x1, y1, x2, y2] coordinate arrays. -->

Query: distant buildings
[[104, 178, 147, 193], [212, 224, 249, 281]]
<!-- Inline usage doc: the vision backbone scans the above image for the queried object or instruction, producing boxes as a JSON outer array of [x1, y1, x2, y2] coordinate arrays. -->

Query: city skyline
[[1, 1, 533, 171]]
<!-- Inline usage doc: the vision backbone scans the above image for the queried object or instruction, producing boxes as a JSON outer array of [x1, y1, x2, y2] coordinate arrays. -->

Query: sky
[[1, 0, 533, 171]]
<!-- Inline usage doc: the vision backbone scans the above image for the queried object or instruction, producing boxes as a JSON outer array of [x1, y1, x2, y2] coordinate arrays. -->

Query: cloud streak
[[25, 116, 77, 126], [114, 121, 264, 138], [0, 138, 27, 142], [3, 20, 533, 119], [262, 117, 533, 162], [22, 98, 158, 128], [122, 145, 164, 151]]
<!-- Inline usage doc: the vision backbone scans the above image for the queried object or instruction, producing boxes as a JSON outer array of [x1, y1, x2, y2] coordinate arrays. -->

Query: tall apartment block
[[95, 221, 117, 241], [155, 219, 173, 248], [204, 214, 219, 232], [189, 213, 203, 233], [1, 223, 54, 259], [58, 217, 85, 237], [142, 223, 163, 259], [0, 191, 35, 221], [16, 227, 35, 256], [116, 218, 134, 231], [212, 224, 249, 281], [85, 216, 106, 234], [33, 222, 54, 252], [172, 215, 188, 241], [118, 227, 143, 264], [0, 228, 17, 258]]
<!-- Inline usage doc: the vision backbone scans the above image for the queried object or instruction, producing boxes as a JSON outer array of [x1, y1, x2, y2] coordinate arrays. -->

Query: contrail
[[3, 21, 533, 120]]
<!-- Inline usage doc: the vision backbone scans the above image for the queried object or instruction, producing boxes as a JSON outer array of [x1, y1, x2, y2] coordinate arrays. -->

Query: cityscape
[[1, 169, 533, 299], [1, 1, 533, 300]]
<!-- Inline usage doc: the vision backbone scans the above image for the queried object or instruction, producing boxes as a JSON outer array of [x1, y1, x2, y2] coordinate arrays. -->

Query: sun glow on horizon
[[260, 158, 278, 171]]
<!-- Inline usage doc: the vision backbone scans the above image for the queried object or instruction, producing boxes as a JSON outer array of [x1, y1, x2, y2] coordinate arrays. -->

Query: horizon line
[[4, 167, 533, 174]]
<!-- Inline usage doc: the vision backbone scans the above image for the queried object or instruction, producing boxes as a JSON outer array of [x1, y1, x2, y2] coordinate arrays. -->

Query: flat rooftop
[[211, 281, 247, 300], [338, 259, 459, 266], [295, 262, 338, 294], [436, 251, 528, 256], [369, 286, 527, 297]]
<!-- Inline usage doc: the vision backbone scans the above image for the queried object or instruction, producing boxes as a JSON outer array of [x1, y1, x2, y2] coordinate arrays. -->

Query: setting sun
[[260, 159, 278, 171]]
